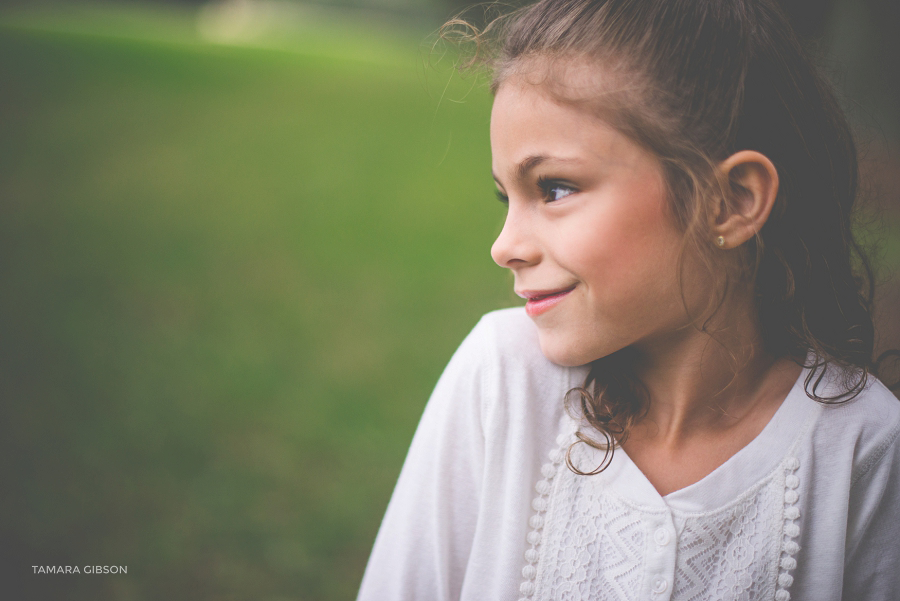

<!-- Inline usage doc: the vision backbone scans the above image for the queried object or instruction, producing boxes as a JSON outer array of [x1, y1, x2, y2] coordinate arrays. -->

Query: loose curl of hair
[[442, 0, 899, 475]]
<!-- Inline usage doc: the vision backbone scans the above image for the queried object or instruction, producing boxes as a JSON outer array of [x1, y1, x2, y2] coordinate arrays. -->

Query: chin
[[537, 332, 600, 367]]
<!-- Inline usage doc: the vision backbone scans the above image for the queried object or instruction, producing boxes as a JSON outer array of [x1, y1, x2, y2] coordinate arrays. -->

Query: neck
[[628, 296, 800, 447]]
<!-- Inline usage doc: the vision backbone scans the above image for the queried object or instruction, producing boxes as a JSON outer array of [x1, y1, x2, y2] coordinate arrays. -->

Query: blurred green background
[[0, 1, 898, 600]]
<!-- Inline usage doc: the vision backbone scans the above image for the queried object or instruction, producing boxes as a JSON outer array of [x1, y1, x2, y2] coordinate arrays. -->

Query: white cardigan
[[357, 308, 900, 601]]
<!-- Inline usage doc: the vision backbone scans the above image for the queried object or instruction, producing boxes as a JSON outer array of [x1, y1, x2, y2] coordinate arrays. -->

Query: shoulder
[[846, 376, 900, 485], [465, 307, 584, 381], [466, 307, 542, 357], [451, 308, 588, 421], [814, 373, 900, 570], [449, 308, 546, 377], [439, 307, 552, 381], [811, 368, 900, 485]]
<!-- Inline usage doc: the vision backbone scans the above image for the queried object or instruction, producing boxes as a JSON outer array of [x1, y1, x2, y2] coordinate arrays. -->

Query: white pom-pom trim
[[780, 557, 797, 570], [776, 459, 801, 599], [520, 440, 565, 599]]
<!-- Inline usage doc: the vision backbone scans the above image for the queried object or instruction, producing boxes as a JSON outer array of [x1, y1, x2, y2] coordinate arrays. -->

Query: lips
[[517, 285, 577, 317]]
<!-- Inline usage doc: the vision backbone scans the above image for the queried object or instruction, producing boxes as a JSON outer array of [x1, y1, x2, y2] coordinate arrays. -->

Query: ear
[[711, 150, 779, 249]]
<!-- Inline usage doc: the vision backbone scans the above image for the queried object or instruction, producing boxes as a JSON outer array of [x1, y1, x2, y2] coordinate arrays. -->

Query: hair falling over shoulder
[[443, 0, 899, 473]]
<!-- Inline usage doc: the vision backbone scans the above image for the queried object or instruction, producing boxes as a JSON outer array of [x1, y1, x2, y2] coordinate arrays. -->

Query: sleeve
[[356, 317, 492, 601], [842, 418, 900, 601]]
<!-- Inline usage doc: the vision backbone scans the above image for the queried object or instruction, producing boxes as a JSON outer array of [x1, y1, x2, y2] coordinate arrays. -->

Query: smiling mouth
[[520, 285, 577, 317]]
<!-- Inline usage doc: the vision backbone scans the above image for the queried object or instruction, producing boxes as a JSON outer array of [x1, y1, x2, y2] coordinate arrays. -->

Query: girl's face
[[490, 76, 708, 366]]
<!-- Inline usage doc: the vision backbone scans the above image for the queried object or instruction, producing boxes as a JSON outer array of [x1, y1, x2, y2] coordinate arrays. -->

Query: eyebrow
[[492, 154, 580, 185]]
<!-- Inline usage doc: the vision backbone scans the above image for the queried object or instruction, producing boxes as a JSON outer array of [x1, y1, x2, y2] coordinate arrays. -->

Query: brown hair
[[444, 0, 896, 473]]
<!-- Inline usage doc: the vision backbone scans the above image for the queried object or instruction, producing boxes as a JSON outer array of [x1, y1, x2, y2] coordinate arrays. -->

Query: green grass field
[[1, 4, 898, 601], [0, 5, 512, 600]]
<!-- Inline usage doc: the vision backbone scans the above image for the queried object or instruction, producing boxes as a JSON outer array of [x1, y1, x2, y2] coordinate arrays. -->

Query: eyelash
[[494, 178, 576, 205]]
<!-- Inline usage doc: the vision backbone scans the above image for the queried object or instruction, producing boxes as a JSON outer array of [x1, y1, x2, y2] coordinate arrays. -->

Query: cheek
[[570, 192, 678, 290]]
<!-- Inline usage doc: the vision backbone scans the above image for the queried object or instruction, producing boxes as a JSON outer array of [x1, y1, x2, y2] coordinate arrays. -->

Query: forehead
[[490, 74, 631, 171], [490, 78, 589, 145], [495, 54, 633, 107], [490, 54, 641, 148]]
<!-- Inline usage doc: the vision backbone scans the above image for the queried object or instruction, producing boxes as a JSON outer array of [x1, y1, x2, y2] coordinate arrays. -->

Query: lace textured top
[[518, 432, 802, 601]]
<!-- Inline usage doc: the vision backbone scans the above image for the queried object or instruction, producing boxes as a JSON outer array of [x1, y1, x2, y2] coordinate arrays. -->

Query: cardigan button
[[654, 528, 671, 546], [652, 577, 668, 594]]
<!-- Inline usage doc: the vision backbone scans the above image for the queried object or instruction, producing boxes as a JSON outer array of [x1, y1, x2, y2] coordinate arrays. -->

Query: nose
[[491, 208, 540, 268]]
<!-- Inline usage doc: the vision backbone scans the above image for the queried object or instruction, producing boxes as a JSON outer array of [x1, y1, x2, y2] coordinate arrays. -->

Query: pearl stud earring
[[715, 236, 725, 247]]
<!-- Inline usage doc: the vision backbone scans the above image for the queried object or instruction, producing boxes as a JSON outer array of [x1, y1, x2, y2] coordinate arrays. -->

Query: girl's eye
[[495, 189, 509, 204], [547, 185, 574, 201], [538, 178, 576, 202]]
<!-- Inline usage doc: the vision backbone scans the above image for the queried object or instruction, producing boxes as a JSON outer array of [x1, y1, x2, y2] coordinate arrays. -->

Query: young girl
[[358, 1, 900, 599]]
